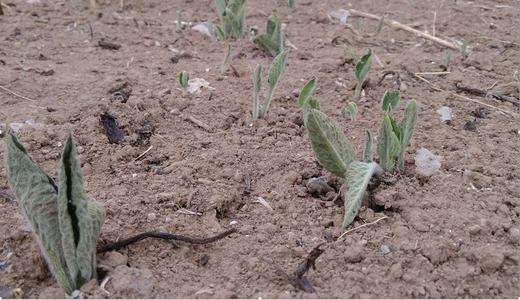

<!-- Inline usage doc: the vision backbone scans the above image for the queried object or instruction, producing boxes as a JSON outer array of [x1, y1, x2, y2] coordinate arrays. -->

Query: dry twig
[[349, 9, 459, 50], [338, 216, 388, 239], [0, 85, 37, 102]]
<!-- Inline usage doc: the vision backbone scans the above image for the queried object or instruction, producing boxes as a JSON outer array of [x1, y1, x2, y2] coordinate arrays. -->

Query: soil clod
[[100, 112, 125, 144], [98, 39, 122, 50]]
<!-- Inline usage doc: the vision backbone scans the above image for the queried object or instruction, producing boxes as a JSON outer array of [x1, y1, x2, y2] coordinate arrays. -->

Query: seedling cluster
[[297, 77, 417, 228]]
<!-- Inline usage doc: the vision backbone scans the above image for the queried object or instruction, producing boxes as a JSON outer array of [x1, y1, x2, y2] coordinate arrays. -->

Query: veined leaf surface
[[342, 161, 377, 228], [262, 50, 289, 117], [377, 113, 401, 172], [298, 78, 316, 107], [305, 109, 355, 177]]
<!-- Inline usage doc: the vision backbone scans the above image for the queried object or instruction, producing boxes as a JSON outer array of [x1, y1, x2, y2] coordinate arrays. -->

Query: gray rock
[[109, 266, 154, 297], [306, 177, 334, 196]]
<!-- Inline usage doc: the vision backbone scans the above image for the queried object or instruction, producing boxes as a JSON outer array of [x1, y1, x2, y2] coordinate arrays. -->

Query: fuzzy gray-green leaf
[[398, 100, 417, 169], [215, 0, 227, 20], [4, 130, 75, 293], [354, 48, 373, 98], [179, 71, 188, 89], [298, 78, 316, 107], [342, 101, 358, 122], [254, 14, 283, 56], [381, 90, 400, 112], [58, 135, 101, 287], [377, 113, 401, 172], [262, 50, 289, 117], [305, 109, 355, 177], [252, 64, 262, 120], [363, 129, 373, 162], [342, 161, 377, 228]]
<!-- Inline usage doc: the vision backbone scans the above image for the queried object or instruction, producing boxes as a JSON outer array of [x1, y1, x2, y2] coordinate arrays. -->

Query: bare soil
[[1, 0, 519, 298]]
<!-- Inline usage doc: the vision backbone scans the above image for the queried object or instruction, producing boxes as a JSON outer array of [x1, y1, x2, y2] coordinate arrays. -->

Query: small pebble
[[380, 244, 391, 254]]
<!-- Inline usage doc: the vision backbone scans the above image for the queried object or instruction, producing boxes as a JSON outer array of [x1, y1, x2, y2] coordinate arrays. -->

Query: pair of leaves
[[254, 14, 283, 56], [297, 78, 321, 116], [377, 92, 417, 172], [252, 50, 289, 120], [4, 130, 105, 293], [354, 48, 373, 98], [304, 108, 376, 228], [214, 0, 246, 40]]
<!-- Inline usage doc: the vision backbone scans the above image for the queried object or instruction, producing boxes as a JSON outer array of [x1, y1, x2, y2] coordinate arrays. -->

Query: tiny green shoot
[[460, 39, 468, 58], [342, 101, 358, 122], [376, 90, 417, 172], [287, 0, 295, 12], [374, 16, 385, 36], [178, 70, 189, 96], [221, 44, 232, 74], [254, 14, 283, 56], [354, 48, 373, 99], [214, 0, 246, 41], [175, 11, 182, 32], [251, 50, 289, 122]]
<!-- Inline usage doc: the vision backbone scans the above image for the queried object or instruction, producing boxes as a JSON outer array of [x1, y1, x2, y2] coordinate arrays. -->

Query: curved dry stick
[[97, 228, 237, 253], [349, 9, 459, 50]]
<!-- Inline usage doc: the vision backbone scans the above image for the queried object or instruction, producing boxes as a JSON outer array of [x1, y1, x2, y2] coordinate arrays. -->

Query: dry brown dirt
[[1, 0, 519, 298]]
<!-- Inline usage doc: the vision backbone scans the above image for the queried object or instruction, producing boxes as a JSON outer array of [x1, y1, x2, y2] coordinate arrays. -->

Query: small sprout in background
[[4, 130, 105, 294], [178, 71, 189, 96], [381, 90, 400, 112], [254, 14, 283, 56], [376, 90, 417, 173], [363, 129, 373, 162], [175, 11, 182, 32], [221, 44, 232, 74], [297, 78, 320, 115], [287, 0, 295, 13], [252, 64, 262, 121], [441, 50, 452, 71], [355, 18, 365, 32], [354, 48, 373, 99], [251, 50, 289, 122], [460, 39, 468, 58], [342, 101, 358, 122], [214, 0, 246, 41], [374, 16, 385, 36]]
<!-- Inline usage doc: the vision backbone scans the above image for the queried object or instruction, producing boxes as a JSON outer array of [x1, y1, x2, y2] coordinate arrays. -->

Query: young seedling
[[460, 39, 468, 58], [342, 101, 358, 122], [175, 11, 182, 32], [374, 16, 385, 36], [441, 50, 452, 71], [287, 0, 295, 13], [221, 44, 232, 74], [214, 0, 246, 41], [253, 14, 283, 56], [354, 48, 373, 99], [178, 70, 189, 96], [297, 81, 417, 228], [4, 129, 105, 294], [251, 50, 289, 122], [377, 90, 417, 172]]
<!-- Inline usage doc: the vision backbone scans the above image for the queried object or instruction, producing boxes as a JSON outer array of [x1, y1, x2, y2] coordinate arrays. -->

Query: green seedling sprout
[[342, 101, 358, 122], [175, 11, 182, 32], [214, 0, 246, 41], [354, 48, 373, 99], [460, 39, 468, 58], [356, 18, 365, 32], [441, 50, 452, 71], [363, 129, 373, 162], [253, 14, 283, 56], [297, 81, 417, 228], [178, 70, 189, 96], [374, 16, 385, 36], [287, 0, 295, 12], [4, 130, 105, 294], [221, 44, 232, 74], [376, 90, 417, 172], [251, 50, 289, 122]]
